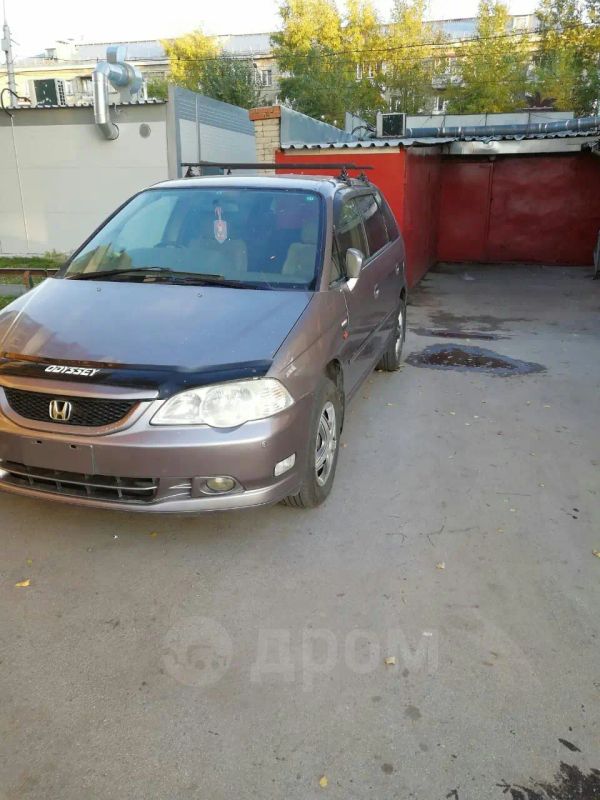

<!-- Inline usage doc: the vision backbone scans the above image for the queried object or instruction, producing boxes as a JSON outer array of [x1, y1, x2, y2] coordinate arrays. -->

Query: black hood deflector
[[0, 355, 272, 398]]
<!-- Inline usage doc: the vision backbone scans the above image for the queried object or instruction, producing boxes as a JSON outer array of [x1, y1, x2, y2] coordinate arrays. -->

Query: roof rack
[[181, 161, 373, 182]]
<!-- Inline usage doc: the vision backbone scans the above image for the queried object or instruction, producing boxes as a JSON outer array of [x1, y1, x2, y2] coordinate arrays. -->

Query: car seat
[[281, 221, 318, 281], [188, 216, 248, 275]]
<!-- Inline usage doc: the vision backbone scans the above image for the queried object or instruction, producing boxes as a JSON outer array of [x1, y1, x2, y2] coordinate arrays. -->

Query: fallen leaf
[[319, 776, 329, 788], [497, 528, 504, 533], [593, 551, 600, 559], [149, 531, 159, 538], [449, 411, 456, 415], [538, 483, 545, 487], [15, 579, 30, 588], [384, 656, 396, 666], [26, 558, 33, 566], [436, 562, 446, 570]]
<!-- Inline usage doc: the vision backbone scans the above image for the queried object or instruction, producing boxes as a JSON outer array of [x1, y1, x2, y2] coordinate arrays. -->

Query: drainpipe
[[405, 115, 600, 139], [92, 45, 142, 140]]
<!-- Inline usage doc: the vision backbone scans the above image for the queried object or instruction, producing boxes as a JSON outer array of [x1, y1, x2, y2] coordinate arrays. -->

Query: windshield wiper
[[180, 275, 270, 290], [67, 268, 271, 289], [67, 267, 183, 281]]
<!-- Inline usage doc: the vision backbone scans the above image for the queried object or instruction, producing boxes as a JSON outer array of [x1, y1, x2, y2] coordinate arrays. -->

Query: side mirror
[[345, 248, 364, 280]]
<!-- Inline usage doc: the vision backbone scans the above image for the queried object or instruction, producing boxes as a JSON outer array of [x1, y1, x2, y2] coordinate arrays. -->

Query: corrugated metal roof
[[282, 128, 599, 150], [282, 137, 457, 149], [12, 99, 167, 110], [461, 129, 599, 141]]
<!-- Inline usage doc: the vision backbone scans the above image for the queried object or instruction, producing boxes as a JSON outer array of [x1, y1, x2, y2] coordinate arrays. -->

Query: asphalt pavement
[[1, 264, 599, 800]]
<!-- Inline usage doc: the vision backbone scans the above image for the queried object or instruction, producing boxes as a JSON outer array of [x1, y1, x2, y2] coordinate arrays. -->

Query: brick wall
[[248, 106, 281, 172]]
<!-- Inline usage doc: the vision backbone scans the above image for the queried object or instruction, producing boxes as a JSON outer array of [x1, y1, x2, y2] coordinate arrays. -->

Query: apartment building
[[0, 16, 537, 110]]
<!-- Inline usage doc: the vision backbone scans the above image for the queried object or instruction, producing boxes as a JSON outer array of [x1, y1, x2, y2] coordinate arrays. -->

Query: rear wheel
[[283, 378, 341, 508], [377, 298, 406, 371]]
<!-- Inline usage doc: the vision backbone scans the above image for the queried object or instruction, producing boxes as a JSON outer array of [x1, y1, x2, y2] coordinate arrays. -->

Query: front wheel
[[377, 298, 406, 372], [282, 378, 341, 508]]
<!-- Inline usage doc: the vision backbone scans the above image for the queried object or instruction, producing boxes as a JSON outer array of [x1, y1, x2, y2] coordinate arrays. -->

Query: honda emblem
[[49, 399, 73, 422]]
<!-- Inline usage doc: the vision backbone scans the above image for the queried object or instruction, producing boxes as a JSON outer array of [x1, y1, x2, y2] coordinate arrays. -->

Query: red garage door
[[437, 154, 600, 266], [487, 156, 600, 264], [437, 162, 492, 262]]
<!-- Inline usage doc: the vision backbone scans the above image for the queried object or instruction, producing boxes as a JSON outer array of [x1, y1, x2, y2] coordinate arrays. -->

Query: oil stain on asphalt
[[406, 344, 545, 376], [410, 327, 507, 341], [497, 762, 600, 799]]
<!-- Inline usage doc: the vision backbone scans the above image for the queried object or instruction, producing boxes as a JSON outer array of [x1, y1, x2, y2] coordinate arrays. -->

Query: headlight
[[151, 378, 294, 427]]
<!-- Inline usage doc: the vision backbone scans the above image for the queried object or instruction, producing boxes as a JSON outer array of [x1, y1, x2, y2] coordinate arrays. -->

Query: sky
[[4, 0, 538, 59]]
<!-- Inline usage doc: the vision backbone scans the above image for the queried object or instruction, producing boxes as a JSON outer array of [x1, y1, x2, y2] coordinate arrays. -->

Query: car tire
[[377, 297, 406, 371], [282, 377, 341, 509]]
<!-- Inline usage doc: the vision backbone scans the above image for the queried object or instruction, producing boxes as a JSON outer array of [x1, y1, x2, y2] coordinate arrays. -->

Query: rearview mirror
[[345, 248, 364, 280]]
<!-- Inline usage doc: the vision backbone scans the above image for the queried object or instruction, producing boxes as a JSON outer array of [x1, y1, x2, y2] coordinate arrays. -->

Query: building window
[[260, 69, 273, 87], [56, 80, 66, 105]]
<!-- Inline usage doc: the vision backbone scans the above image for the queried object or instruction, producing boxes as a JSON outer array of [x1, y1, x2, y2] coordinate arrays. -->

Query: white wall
[[0, 104, 169, 255]]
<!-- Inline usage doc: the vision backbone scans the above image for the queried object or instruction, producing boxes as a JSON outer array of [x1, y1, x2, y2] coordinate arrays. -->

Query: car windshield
[[63, 186, 324, 290]]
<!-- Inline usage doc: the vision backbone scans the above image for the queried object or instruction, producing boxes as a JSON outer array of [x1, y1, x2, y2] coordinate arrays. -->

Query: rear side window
[[377, 192, 399, 240], [356, 193, 389, 256], [333, 198, 368, 275]]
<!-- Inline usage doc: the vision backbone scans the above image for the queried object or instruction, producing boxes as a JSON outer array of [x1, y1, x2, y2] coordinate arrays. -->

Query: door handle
[[373, 284, 380, 299], [394, 263, 401, 275]]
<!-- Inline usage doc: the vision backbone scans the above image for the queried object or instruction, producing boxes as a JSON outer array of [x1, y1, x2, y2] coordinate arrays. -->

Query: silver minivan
[[0, 173, 406, 512]]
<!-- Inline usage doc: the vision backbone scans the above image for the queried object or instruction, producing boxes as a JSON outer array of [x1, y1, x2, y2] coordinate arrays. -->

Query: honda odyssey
[[0, 173, 406, 512]]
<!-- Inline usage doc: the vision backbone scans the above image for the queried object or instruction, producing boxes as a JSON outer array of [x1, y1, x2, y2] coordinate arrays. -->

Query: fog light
[[274, 453, 296, 477], [205, 476, 236, 493]]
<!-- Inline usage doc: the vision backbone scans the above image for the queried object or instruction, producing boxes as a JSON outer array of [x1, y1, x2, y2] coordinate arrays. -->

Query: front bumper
[[0, 391, 313, 513]]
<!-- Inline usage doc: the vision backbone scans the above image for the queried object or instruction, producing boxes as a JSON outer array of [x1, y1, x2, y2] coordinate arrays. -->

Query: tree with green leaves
[[162, 30, 264, 109], [163, 30, 220, 91], [445, 0, 531, 113], [385, 0, 448, 114], [272, 0, 385, 124], [534, 0, 600, 114], [146, 77, 168, 100], [198, 57, 264, 109]]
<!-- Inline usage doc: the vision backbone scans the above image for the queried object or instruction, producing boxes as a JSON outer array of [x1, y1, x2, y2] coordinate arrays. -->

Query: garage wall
[[402, 147, 442, 285], [275, 148, 442, 287], [437, 153, 600, 265]]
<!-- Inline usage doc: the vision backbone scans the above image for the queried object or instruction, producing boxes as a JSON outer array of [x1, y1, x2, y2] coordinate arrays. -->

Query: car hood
[[0, 279, 312, 372]]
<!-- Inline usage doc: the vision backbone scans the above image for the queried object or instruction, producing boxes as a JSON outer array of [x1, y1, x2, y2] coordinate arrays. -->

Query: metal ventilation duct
[[405, 115, 600, 139], [92, 45, 142, 140]]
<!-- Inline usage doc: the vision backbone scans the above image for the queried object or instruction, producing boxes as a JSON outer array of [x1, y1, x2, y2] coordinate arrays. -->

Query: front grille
[[1, 461, 158, 503], [4, 388, 137, 427]]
